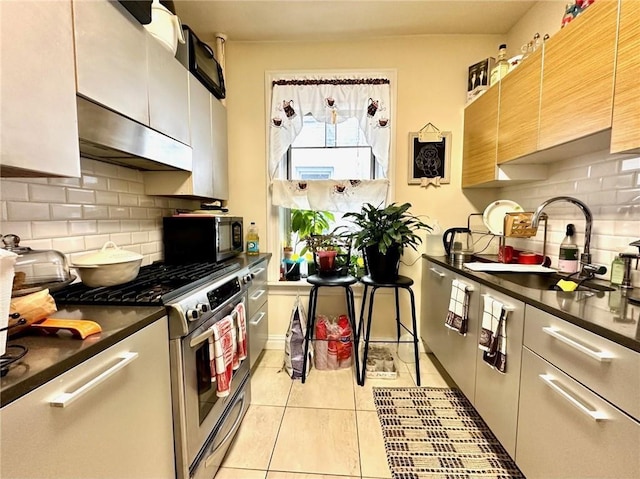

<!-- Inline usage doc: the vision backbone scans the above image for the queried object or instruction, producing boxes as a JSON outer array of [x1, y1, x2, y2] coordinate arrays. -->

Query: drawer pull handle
[[539, 374, 608, 421], [250, 312, 266, 326], [542, 327, 614, 362], [251, 267, 265, 276], [50, 352, 139, 408], [250, 290, 266, 301], [429, 267, 445, 278]]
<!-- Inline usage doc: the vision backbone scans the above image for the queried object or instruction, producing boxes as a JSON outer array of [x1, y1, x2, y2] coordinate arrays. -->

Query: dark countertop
[[1, 305, 166, 408], [1, 253, 272, 408], [424, 254, 640, 353]]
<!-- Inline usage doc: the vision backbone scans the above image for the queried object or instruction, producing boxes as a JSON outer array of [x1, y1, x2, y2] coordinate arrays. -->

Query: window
[[287, 115, 377, 181]]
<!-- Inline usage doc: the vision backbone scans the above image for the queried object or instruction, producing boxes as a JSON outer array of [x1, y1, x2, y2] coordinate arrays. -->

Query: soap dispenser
[[558, 224, 579, 274]]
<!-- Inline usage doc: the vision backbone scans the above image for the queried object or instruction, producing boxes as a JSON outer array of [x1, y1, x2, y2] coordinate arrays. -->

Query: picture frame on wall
[[408, 131, 451, 185]]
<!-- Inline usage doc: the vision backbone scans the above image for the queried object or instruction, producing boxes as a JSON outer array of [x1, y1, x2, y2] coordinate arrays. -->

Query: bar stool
[[301, 273, 360, 384], [356, 274, 421, 386]]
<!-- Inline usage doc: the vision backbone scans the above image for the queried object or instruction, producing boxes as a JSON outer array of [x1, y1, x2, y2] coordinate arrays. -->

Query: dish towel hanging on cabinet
[[478, 295, 509, 373], [444, 279, 472, 335]]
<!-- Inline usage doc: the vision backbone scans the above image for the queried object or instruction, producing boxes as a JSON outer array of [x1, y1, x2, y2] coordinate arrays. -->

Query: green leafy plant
[[342, 202, 431, 255], [290, 209, 335, 255]]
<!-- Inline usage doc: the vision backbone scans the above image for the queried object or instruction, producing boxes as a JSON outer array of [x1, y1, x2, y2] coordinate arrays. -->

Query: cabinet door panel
[[462, 86, 499, 187], [147, 36, 190, 145], [497, 48, 542, 164], [517, 347, 640, 479], [0, 319, 175, 479], [473, 287, 524, 458], [539, 0, 618, 149], [211, 97, 229, 200], [421, 261, 480, 401], [0, 0, 80, 177], [611, 0, 640, 153], [73, 0, 149, 125]]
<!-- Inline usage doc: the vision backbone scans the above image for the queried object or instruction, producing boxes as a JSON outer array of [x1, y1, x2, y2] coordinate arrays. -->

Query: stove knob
[[186, 309, 199, 321], [197, 303, 209, 314]]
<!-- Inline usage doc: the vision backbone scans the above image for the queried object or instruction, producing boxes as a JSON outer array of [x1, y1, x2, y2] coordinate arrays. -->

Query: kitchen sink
[[487, 272, 615, 293]]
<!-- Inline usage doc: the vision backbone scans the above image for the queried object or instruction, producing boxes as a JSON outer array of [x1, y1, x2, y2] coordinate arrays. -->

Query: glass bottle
[[246, 222, 260, 255], [558, 224, 579, 274], [490, 44, 509, 86]]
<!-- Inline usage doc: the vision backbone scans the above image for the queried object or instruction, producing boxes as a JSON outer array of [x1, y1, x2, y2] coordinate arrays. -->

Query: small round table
[[356, 274, 421, 386]]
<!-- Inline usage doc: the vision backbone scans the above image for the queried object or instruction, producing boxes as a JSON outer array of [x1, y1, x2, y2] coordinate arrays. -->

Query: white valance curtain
[[269, 76, 391, 212]]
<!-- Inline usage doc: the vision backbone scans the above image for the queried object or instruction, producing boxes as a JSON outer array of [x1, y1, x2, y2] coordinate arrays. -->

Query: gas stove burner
[[53, 261, 240, 306]]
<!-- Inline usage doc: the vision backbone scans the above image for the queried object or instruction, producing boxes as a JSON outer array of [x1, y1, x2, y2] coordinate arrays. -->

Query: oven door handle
[[190, 329, 214, 348], [204, 389, 248, 467]]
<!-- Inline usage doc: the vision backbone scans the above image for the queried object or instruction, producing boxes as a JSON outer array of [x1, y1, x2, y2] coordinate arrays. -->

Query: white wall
[[506, 1, 566, 56], [0, 158, 199, 265]]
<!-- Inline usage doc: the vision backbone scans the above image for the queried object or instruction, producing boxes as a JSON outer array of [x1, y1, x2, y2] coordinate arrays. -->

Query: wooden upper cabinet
[[0, 0, 80, 177], [611, 0, 640, 154], [538, 0, 618, 150], [497, 48, 542, 164], [462, 85, 499, 188]]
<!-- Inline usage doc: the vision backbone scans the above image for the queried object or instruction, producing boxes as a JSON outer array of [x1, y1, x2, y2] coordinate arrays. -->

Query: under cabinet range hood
[[76, 96, 192, 171]]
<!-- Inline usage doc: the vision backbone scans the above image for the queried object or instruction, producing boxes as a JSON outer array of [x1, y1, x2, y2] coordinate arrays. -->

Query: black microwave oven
[[176, 25, 226, 99], [163, 216, 243, 264]]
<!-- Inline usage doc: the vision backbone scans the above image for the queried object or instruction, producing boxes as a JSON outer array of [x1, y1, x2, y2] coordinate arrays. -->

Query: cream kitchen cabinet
[[73, 0, 149, 125], [248, 258, 269, 369], [147, 35, 191, 145], [0, 318, 175, 479], [73, 0, 190, 146], [611, 0, 640, 154], [538, 0, 618, 150], [421, 260, 481, 401], [517, 347, 640, 478], [0, 0, 80, 178], [145, 75, 229, 200], [472, 287, 524, 458]]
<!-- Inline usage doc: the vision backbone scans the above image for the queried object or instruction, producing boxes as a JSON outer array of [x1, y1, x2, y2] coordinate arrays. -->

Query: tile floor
[[216, 349, 455, 479]]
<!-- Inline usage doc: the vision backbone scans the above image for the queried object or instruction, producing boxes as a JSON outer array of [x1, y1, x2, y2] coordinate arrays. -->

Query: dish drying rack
[[468, 211, 549, 264]]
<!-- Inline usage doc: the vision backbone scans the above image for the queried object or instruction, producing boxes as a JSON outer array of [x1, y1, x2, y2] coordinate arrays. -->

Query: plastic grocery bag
[[283, 296, 312, 379]]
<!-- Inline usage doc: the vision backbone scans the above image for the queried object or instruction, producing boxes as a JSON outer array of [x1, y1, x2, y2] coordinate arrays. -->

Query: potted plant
[[288, 209, 335, 278], [343, 202, 431, 282]]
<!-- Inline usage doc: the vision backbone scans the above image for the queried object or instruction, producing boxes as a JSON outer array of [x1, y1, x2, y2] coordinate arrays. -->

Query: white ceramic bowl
[[72, 242, 143, 288]]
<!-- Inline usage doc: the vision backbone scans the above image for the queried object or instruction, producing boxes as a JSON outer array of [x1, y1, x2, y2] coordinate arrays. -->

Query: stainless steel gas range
[[53, 261, 253, 479]]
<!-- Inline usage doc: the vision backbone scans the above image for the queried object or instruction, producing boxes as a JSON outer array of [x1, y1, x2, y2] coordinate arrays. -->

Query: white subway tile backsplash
[[108, 206, 130, 219], [32, 221, 68, 239], [69, 221, 98, 236], [120, 220, 141, 232], [84, 234, 111, 250], [130, 207, 148, 219], [22, 238, 53, 250], [108, 178, 129, 193], [7, 202, 50, 221], [128, 182, 145, 194], [96, 191, 119, 205], [620, 156, 640, 172], [116, 165, 141, 181], [0, 222, 31, 239], [52, 236, 86, 254], [602, 174, 635, 190], [1, 182, 29, 201], [110, 232, 132, 245], [616, 188, 640, 204], [141, 242, 159, 255], [51, 204, 83, 220], [97, 220, 121, 234], [48, 177, 81, 187], [1, 202, 6, 222], [81, 175, 107, 190], [83, 205, 109, 219], [67, 188, 96, 204], [29, 184, 66, 203], [93, 161, 119, 178], [139, 197, 155, 207], [119, 193, 139, 206]]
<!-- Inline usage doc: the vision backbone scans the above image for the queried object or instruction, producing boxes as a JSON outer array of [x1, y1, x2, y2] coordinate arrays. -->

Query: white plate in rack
[[482, 200, 523, 235]]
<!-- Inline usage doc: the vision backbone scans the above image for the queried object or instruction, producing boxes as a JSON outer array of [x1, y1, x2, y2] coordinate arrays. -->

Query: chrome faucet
[[531, 196, 602, 278]]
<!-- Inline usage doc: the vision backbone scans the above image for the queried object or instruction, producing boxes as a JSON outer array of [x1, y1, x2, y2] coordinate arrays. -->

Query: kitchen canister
[[0, 248, 18, 355], [425, 219, 446, 256]]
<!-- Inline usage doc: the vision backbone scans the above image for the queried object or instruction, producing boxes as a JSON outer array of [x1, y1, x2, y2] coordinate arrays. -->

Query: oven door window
[[195, 339, 222, 424]]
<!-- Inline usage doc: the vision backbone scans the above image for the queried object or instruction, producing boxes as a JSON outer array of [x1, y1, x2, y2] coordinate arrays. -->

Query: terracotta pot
[[316, 250, 338, 274]]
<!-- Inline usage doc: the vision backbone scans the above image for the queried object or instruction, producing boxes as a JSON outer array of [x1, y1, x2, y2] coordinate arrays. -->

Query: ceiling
[[173, 1, 537, 43]]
